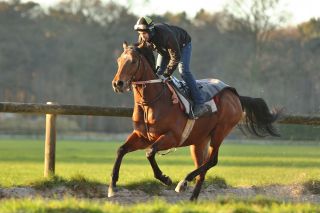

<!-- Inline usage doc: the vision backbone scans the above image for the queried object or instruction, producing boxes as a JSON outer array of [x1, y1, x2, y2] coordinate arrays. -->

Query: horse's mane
[[131, 44, 156, 72]]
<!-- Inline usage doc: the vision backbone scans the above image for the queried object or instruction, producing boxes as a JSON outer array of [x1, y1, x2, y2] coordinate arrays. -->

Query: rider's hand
[[159, 74, 166, 80], [159, 75, 169, 83], [163, 71, 171, 78]]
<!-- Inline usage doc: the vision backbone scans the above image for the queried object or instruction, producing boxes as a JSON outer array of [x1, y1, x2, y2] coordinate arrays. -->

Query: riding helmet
[[134, 16, 154, 31]]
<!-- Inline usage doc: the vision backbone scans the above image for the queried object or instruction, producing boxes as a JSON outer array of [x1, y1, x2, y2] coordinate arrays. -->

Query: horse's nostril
[[116, 80, 124, 87]]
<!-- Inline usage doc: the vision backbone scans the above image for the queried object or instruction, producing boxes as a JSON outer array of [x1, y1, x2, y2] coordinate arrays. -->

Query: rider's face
[[138, 31, 150, 42]]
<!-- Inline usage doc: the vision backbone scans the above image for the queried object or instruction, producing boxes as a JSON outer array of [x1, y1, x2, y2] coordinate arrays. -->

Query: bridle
[[124, 48, 168, 142], [127, 51, 142, 86], [128, 49, 167, 106]]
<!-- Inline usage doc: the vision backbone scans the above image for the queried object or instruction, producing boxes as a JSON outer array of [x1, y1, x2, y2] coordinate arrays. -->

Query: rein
[[132, 79, 166, 106], [129, 52, 169, 142], [130, 53, 167, 106], [132, 79, 164, 85]]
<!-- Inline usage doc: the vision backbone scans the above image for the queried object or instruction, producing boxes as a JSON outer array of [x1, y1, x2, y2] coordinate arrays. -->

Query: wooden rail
[[0, 102, 318, 124], [278, 115, 320, 126], [0, 102, 132, 177], [0, 102, 319, 177], [0, 102, 133, 117]]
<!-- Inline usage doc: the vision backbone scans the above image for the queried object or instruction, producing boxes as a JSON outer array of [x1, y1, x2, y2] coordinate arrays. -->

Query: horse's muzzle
[[112, 80, 126, 93]]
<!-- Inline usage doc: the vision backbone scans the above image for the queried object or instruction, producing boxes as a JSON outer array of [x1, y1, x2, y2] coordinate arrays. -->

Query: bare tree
[[223, 0, 290, 55]]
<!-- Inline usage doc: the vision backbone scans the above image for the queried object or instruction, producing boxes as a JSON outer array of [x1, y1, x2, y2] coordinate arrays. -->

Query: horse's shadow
[[122, 179, 177, 195], [122, 175, 229, 195]]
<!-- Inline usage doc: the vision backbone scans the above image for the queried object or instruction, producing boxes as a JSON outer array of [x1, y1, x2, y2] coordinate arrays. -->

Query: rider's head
[[134, 16, 154, 42]]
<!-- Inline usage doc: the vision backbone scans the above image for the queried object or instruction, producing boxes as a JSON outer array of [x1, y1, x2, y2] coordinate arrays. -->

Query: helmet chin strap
[[149, 27, 155, 38]]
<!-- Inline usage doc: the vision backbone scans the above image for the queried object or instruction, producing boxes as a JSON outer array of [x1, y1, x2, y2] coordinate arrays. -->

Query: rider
[[134, 16, 210, 118]]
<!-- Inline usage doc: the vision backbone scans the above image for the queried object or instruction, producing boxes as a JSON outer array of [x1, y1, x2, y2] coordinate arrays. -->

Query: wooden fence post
[[44, 102, 57, 177]]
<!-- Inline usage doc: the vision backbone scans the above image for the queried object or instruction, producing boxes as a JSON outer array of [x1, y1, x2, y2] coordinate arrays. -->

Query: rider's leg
[[178, 42, 209, 118]]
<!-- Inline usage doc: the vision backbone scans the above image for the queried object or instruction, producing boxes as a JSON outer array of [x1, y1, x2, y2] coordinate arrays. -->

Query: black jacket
[[139, 23, 191, 75]]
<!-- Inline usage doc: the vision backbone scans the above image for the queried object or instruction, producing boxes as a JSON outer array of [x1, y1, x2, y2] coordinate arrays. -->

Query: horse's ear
[[137, 42, 144, 48], [133, 42, 144, 49], [123, 41, 128, 50]]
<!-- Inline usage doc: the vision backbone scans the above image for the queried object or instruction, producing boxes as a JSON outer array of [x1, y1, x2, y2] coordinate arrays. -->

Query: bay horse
[[110, 42, 280, 200]]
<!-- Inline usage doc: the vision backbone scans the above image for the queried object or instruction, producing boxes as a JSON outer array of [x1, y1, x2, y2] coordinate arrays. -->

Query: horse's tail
[[239, 96, 281, 137]]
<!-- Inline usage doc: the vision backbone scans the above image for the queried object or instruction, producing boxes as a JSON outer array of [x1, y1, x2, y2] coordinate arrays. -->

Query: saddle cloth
[[170, 77, 232, 118]]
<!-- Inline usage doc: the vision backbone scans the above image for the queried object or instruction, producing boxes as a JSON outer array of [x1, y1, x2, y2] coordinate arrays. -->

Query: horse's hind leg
[[175, 140, 220, 200], [189, 139, 211, 200], [175, 125, 231, 200], [108, 132, 148, 197]]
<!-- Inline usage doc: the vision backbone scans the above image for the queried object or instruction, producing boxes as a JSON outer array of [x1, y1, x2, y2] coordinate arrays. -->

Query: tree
[[298, 18, 320, 47], [218, 0, 291, 93], [223, 0, 290, 55]]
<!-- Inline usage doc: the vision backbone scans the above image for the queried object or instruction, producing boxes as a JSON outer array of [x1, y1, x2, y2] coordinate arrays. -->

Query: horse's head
[[112, 42, 143, 93]]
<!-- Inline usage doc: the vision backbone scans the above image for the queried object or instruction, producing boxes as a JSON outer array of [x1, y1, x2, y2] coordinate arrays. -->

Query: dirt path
[[1, 183, 319, 204]]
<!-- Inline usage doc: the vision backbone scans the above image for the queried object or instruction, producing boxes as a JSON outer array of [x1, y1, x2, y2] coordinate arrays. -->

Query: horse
[[110, 42, 280, 201]]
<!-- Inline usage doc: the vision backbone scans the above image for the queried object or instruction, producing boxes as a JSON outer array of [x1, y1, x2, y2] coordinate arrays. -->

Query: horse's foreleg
[[108, 132, 148, 197], [146, 149, 172, 186], [146, 132, 178, 186]]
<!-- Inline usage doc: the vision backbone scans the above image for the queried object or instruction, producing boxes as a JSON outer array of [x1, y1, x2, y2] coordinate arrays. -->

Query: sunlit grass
[[0, 197, 319, 213], [0, 139, 319, 187]]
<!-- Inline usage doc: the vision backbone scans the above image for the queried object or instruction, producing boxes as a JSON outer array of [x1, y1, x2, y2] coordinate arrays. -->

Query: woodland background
[[0, 0, 319, 139]]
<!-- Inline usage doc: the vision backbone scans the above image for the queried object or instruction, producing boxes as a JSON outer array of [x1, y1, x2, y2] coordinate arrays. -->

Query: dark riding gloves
[[163, 70, 171, 78]]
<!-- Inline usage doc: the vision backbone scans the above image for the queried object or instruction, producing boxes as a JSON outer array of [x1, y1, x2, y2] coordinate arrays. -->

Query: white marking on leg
[[108, 185, 115, 197], [175, 179, 188, 193]]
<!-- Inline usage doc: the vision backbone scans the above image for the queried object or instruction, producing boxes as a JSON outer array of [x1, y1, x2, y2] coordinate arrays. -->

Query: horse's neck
[[133, 58, 169, 108]]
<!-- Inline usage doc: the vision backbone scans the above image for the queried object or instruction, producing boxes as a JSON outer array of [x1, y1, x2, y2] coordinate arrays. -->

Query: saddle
[[169, 76, 232, 119]]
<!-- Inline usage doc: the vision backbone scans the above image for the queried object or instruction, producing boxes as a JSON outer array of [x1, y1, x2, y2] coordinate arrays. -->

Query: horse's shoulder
[[132, 106, 160, 124], [132, 105, 144, 122]]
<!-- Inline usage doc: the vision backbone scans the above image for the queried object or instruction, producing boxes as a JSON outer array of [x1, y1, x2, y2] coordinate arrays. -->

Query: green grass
[[0, 139, 319, 212], [0, 139, 319, 188], [0, 197, 319, 213]]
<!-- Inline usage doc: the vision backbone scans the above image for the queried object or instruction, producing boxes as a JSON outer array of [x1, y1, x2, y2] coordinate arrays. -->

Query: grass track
[[0, 139, 319, 187], [0, 197, 319, 213], [0, 139, 319, 212]]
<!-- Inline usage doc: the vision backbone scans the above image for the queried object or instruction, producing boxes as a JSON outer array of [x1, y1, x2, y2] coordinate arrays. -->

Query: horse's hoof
[[190, 195, 198, 201], [162, 175, 173, 186], [175, 180, 188, 193], [165, 176, 173, 186], [108, 185, 115, 198]]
